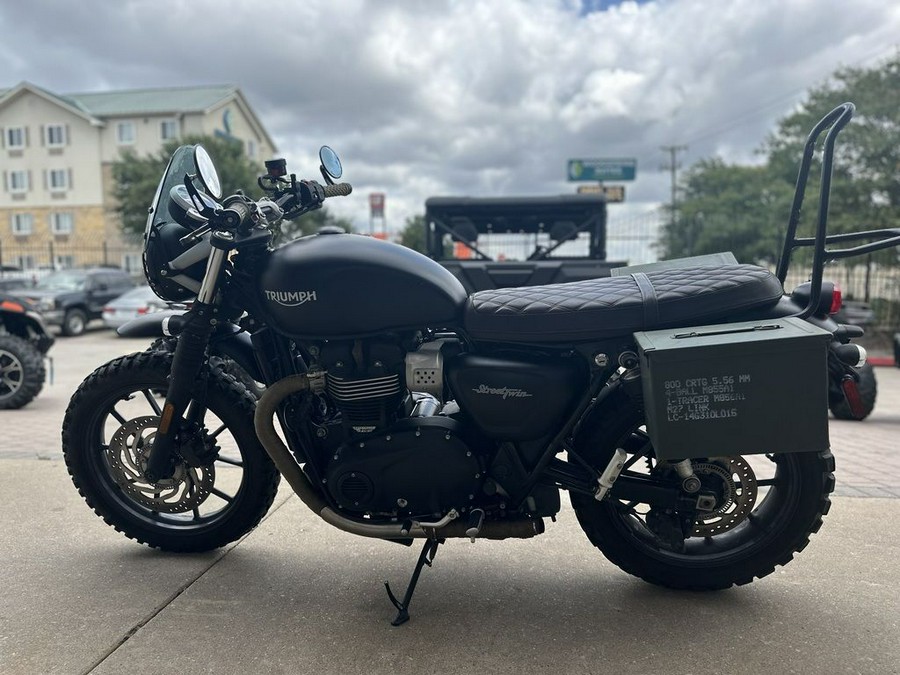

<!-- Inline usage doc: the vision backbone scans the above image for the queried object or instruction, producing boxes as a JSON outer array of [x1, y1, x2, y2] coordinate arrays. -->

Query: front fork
[[144, 234, 232, 482]]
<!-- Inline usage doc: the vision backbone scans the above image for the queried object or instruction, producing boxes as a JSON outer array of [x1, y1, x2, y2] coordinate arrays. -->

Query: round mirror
[[319, 146, 342, 179], [194, 145, 222, 199]]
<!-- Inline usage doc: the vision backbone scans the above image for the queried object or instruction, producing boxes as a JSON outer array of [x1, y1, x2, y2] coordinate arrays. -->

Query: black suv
[[22, 268, 135, 336]]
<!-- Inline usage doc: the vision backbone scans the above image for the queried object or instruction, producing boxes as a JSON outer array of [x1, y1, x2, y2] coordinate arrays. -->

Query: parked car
[[21, 268, 135, 336], [102, 286, 174, 330]]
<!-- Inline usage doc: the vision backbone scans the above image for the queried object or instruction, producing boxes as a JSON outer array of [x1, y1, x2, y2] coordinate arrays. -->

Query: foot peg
[[465, 508, 485, 541]]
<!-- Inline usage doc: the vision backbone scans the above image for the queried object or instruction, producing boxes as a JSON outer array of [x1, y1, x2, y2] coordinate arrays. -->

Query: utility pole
[[660, 144, 688, 239]]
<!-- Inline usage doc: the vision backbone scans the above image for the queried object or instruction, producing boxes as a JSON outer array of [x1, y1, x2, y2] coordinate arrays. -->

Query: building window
[[12, 213, 33, 235], [45, 124, 67, 147], [48, 169, 69, 191], [117, 122, 136, 145], [160, 119, 178, 141], [8, 170, 30, 193], [50, 211, 74, 235], [5, 126, 26, 150], [246, 139, 257, 159]]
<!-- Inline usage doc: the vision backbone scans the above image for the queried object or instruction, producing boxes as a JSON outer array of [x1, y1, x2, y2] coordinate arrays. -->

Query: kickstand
[[384, 539, 441, 626]]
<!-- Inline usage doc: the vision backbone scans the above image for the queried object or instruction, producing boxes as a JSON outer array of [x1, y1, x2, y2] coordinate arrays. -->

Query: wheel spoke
[[208, 423, 228, 440], [110, 407, 127, 425], [142, 389, 162, 415], [216, 455, 243, 467], [210, 487, 234, 503]]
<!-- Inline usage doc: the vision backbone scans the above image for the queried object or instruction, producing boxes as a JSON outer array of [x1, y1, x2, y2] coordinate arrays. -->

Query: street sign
[[576, 184, 626, 202], [567, 158, 636, 182]]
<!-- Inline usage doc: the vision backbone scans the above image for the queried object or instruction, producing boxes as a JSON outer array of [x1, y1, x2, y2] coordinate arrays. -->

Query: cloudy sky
[[1, 0, 898, 238]]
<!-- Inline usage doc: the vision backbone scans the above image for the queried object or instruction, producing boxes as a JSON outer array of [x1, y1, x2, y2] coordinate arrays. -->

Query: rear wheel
[[62, 350, 280, 552], [570, 390, 834, 590], [0, 334, 45, 409]]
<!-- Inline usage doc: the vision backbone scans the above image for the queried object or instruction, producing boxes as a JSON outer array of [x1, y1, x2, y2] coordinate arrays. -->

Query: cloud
[[1, 0, 897, 233]]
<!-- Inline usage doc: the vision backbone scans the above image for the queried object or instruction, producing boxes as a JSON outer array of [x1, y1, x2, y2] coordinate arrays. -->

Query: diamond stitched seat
[[464, 264, 784, 342]]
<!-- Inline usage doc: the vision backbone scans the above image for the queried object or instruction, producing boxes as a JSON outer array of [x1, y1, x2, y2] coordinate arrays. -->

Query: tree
[[659, 159, 792, 264], [112, 135, 265, 235], [398, 214, 427, 254], [765, 54, 900, 245], [662, 53, 900, 265], [111, 134, 351, 241]]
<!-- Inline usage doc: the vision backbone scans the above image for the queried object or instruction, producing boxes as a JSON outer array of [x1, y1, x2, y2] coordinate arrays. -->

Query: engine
[[312, 336, 484, 517]]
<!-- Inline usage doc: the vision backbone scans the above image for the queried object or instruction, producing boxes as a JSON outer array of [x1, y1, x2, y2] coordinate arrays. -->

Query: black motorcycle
[[62, 103, 900, 625]]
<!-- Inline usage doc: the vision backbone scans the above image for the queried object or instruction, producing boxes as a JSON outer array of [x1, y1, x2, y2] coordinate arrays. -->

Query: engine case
[[325, 416, 482, 516]]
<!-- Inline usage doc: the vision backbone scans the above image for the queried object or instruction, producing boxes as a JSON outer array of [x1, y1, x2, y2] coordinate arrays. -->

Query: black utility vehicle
[[0, 292, 54, 409], [424, 195, 624, 292], [22, 268, 135, 336]]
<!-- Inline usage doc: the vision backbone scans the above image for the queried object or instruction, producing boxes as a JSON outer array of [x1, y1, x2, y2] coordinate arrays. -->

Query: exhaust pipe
[[253, 374, 544, 541]]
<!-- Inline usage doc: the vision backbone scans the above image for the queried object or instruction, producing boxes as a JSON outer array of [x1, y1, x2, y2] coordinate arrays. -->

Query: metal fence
[[0, 239, 145, 284]]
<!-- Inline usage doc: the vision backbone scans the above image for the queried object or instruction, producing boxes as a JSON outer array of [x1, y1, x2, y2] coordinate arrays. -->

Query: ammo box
[[634, 317, 831, 460]]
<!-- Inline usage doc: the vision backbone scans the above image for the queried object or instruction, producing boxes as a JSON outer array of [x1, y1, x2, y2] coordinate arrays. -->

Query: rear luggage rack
[[776, 102, 900, 318]]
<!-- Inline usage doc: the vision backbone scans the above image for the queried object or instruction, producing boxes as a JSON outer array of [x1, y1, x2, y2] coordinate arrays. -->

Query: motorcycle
[[62, 103, 900, 626]]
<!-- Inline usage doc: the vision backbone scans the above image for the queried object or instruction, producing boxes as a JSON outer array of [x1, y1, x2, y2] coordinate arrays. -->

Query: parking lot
[[1, 330, 899, 674]]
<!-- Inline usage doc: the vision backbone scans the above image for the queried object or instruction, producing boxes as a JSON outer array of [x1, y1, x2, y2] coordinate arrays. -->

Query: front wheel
[[62, 350, 280, 552], [570, 391, 835, 590]]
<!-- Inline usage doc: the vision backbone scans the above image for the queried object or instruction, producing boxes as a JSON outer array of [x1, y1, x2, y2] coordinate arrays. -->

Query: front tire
[[62, 350, 280, 552], [0, 334, 45, 409], [570, 390, 835, 590]]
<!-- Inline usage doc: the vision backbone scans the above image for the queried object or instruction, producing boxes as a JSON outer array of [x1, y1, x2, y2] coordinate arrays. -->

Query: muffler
[[253, 374, 544, 541]]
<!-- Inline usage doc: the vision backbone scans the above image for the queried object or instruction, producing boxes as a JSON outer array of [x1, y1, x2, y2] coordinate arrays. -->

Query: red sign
[[369, 193, 385, 217]]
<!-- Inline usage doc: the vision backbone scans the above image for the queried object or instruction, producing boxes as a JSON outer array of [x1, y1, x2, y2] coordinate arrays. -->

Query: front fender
[[116, 310, 185, 338], [119, 312, 264, 384]]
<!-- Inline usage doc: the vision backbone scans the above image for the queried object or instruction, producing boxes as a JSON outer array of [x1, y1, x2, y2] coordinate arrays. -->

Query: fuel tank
[[256, 232, 468, 338]]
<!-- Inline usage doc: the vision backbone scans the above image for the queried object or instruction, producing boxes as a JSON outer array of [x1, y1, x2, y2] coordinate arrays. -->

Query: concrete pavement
[[1, 331, 899, 674]]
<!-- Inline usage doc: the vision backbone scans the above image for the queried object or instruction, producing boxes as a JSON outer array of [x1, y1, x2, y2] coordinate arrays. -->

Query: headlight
[[39, 298, 56, 312]]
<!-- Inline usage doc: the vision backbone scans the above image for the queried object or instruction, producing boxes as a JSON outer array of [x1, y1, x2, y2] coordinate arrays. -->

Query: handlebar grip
[[221, 198, 252, 230], [323, 183, 352, 198]]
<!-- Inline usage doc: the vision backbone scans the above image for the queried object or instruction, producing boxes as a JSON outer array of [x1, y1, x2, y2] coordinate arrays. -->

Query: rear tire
[[829, 362, 876, 420], [570, 390, 835, 590], [62, 350, 280, 552], [0, 334, 45, 409]]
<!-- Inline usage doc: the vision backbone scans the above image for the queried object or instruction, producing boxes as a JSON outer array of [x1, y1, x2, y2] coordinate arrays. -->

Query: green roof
[[65, 85, 238, 116]]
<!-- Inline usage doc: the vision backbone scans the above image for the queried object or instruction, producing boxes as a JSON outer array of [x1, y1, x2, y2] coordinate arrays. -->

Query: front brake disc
[[106, 416, 214, 513]]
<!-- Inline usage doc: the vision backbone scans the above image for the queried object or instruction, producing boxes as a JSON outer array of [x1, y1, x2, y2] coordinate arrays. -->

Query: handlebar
[[221, 197, 253, 230], [323, 183, 353, 197]]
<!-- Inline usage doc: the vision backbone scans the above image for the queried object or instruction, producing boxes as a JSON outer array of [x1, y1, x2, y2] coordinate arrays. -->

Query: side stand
[[384, 539, 441, 626]]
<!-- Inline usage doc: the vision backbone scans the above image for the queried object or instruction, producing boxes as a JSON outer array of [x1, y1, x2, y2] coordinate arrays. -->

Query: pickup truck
[[424, 195, 625, 292]]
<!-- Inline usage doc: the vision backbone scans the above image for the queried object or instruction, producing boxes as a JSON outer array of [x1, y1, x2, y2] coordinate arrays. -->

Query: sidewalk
[[1, 331, 899, 673]]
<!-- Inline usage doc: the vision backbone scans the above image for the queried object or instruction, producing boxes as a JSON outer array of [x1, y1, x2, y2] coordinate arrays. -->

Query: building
[[0, 82, 275, 276]]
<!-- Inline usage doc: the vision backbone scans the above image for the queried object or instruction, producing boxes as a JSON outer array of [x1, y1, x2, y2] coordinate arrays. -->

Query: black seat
[[464, 264, 784, 342]]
